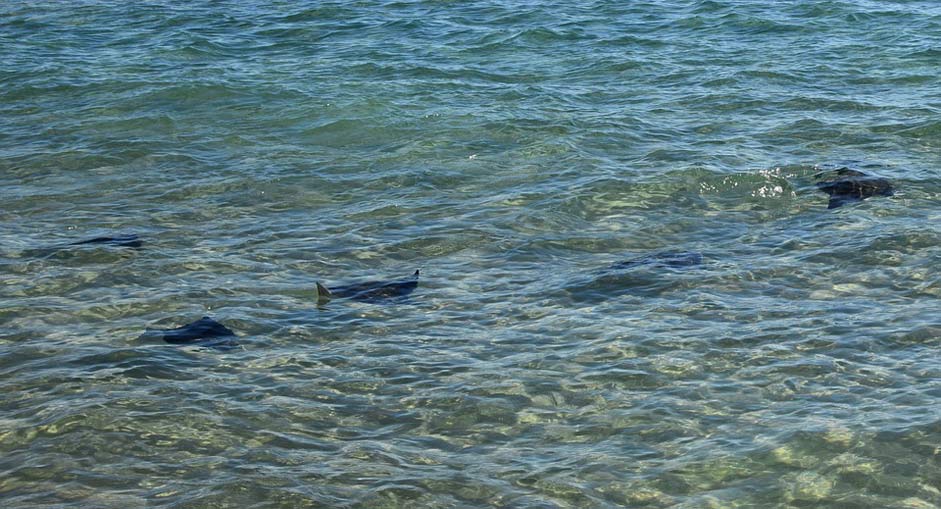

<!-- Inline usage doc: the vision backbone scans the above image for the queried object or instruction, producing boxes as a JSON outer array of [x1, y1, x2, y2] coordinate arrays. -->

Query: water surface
[[3, 1, 941, 507]]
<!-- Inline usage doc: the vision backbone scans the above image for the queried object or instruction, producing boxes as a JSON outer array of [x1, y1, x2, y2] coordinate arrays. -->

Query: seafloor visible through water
[[3, 1, 941, 507]]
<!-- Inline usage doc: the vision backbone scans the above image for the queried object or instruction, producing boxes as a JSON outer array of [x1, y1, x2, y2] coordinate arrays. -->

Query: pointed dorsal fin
[[316, 282, 333, 302]]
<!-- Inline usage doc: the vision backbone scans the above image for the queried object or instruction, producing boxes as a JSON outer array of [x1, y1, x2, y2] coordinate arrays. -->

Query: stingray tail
[[316, 282, 333, 303]]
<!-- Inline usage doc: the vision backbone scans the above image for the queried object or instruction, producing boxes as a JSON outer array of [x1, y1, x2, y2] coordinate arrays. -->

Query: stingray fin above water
[[315, 282, 333, 302], [140, 316, 238, 349], [814, 168, 894, 209], [317, 270, 420, 304]]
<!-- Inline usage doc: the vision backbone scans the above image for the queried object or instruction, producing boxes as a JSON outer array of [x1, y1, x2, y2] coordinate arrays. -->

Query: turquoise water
[[3, 1, 941, 507]]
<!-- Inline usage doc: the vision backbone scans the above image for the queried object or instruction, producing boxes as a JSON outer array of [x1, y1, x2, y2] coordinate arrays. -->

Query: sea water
[[3, 1, 941, 507]]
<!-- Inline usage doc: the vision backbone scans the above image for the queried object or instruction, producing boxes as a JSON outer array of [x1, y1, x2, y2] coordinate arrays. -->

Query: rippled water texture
[[3, 1, 941, 507]]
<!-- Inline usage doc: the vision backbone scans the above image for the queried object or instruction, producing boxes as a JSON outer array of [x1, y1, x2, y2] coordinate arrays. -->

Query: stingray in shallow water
[[316, 270, 420, 303], [69, 234, 143, 248], [815, 168, 894, 209], [610, 250, 704, 270], [23, 233, 143, 258], [139, 316, 239, 349], [566, 251, 704, 304]]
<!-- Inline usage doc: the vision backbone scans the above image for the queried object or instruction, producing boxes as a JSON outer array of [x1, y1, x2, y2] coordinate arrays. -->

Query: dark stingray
[[566, 251, 704, 304], [22, 233, 143, 259], [815, 168, 894, 209], [139, 316, 239, 349], [611, 250, 704, 270], [69, 234, 143, 248], [316, 270, 420, 303]]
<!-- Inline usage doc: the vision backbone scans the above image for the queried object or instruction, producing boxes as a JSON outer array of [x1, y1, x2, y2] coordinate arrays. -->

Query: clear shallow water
[[2, 0, 941, 507]]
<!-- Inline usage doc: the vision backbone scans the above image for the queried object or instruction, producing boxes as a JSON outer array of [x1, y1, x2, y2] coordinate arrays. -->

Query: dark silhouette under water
[[316, 270, 420, 303], [611, 250, 704, 270], [815, 168, 894, 209], [69, 234, 143, 248], [140, 316, 238, 349]]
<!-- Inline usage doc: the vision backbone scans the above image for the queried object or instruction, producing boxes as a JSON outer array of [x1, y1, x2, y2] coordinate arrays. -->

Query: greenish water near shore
[[3, 1, 941, 507]]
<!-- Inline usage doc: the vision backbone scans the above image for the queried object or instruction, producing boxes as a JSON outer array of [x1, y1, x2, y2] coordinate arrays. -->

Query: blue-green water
[[3, 1, 941, 507]]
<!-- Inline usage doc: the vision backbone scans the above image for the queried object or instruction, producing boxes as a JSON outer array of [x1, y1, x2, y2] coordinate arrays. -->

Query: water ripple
[[3, 0, 941, 507]]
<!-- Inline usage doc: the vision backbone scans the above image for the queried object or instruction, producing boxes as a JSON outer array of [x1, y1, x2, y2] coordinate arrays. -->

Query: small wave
[[600, 34, 669, 48], [885, 120, 941, 140], [126, 82, 254, 110], [275, 6, 357, 23], [558, 167, 797, 224], [910, 48, 941, 59], [780, 96, 882, 113]]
